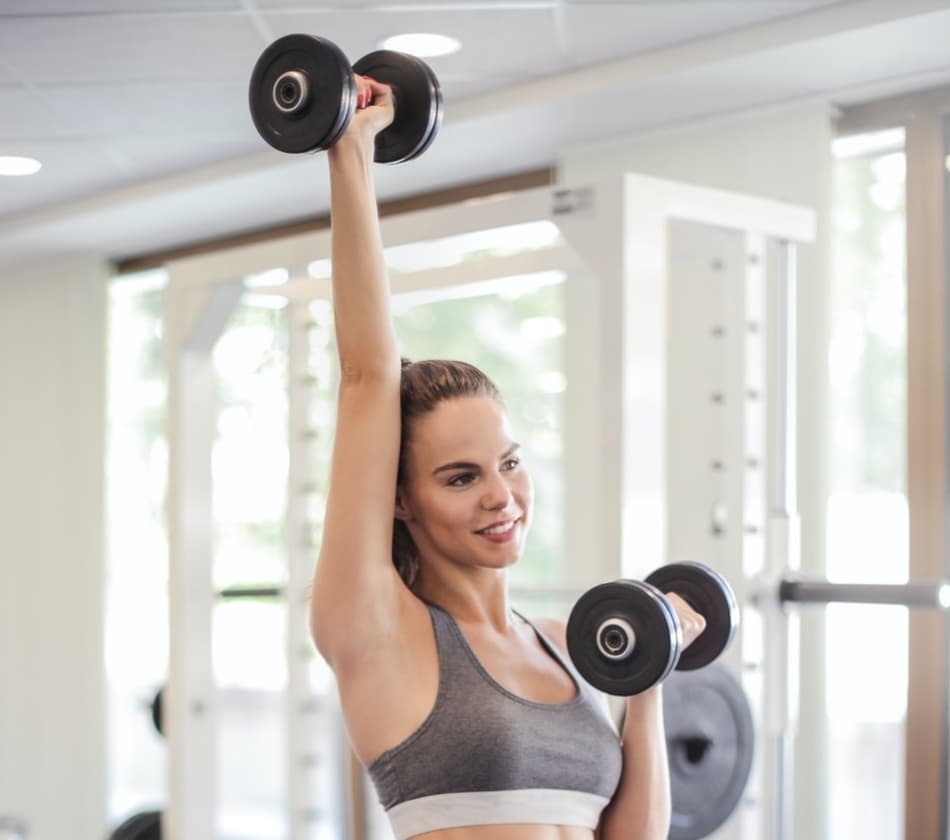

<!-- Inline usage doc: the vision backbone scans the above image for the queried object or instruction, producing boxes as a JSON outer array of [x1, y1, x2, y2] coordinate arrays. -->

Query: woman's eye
[[503, 458, 520, 471], [448, 473, 474, 487]]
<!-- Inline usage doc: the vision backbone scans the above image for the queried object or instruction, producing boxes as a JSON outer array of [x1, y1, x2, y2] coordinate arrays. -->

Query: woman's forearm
[[327, 134, 400, 379], [599, 687, 671, 840]]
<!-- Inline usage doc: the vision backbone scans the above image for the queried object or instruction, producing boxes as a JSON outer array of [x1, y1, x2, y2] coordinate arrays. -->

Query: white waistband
[[386, 788, 609, 840]]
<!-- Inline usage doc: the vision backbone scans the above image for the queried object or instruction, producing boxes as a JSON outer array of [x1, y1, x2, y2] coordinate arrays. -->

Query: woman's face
[[396, 395, 533, 573]]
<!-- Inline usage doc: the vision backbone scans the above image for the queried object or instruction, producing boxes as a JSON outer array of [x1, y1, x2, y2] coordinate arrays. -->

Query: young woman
[[309, 76, 707, 840]]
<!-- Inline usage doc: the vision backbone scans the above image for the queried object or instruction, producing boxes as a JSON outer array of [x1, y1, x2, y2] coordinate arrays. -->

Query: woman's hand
[[664, 593, 707, 650], [333, 75, 395, 158]]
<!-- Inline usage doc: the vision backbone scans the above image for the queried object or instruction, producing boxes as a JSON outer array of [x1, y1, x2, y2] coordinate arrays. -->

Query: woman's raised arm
[[309, 79, 413, 666]]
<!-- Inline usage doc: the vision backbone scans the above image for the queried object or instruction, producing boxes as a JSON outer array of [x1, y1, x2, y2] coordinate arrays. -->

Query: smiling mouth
[[476, 518, 519, 536]]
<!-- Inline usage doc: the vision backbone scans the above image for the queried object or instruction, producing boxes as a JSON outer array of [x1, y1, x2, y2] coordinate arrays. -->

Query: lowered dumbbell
[[566, 562, 739, 696], [248, 33, 443, 163]]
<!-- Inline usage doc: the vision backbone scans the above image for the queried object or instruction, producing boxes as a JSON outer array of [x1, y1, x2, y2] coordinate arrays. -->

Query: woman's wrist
[[328, 128, 377, 167], [622, 684, 664, 734]]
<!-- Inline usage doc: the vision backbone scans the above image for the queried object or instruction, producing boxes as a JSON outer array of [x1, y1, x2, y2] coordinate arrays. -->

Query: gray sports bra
[[366, 603, 623, 839]]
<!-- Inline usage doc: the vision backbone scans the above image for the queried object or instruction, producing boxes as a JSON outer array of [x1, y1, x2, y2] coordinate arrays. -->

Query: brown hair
[[394, 358, 503, 587]]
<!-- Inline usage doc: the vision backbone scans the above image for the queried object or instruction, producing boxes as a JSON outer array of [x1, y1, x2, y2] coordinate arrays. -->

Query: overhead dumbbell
[[248, 33, 443, 163], [566, 562, 739, 696]]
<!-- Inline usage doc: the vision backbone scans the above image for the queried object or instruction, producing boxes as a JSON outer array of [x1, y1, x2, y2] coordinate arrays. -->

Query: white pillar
[[166, 276, 243, 840]]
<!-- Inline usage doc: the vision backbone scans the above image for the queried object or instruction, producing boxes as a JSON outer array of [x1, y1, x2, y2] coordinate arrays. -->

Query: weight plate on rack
[[108, 810, 161, 840], [664, 664, 755, 840]]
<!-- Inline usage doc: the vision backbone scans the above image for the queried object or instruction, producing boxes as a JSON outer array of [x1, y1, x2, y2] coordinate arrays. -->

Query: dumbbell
[[248, 33, 443, 163], [566, 562, 739, 696]]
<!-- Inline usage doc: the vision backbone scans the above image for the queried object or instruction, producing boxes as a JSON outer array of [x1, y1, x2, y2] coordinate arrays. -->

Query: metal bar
[[770, 242, 798, 520], [779, 578, 950, 609], [217, 586, 283, 599], [214, 584, 583, 602], [765, 239, 800, 840]]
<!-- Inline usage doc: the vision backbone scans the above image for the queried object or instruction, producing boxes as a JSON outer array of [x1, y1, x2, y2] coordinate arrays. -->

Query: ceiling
[[2, 0, 950, 270]]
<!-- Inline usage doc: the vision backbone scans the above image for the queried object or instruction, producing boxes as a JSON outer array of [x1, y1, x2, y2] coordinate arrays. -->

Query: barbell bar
[[777, 578, 950, 610]]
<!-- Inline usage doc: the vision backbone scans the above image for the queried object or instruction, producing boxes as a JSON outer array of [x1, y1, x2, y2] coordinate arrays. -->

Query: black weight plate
[[109, 810, 161, 840], [646, 562, 738, 671], [352, 50, 443, 164], [408, 56, 444, 160], [150, 687, 163, 737], [249, 34, 356, 154], [567, 580, 681, 696], [664, 665, 754, 840]]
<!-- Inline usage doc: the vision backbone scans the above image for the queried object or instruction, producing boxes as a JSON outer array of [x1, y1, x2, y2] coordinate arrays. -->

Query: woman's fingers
[[353, 75, 395, 133], [665, 593, 707, 650]]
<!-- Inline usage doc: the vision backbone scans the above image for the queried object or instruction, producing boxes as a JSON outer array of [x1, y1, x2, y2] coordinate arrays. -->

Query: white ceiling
[[2, 0, 950, 270]]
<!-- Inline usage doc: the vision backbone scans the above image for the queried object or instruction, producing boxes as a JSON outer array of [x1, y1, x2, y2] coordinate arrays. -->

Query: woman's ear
[[394, 488, 412, 522]]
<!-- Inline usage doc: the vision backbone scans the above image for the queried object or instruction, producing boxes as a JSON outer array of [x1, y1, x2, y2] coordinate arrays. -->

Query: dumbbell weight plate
[[567, 580, 682, 696], [352, 50, 443, 164], [645, 562, 738, 671], [249, 33, 357, 154]]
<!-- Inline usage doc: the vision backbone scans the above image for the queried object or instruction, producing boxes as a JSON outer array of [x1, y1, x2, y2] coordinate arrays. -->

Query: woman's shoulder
[[529, 615, 568, 653]]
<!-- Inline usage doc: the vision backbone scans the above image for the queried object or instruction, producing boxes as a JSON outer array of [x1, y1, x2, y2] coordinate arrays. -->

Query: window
[[394, 272, 566, 588], [149, 205, 571, 839], [105, 269, 169, 825], [826, 127, 907, 838]]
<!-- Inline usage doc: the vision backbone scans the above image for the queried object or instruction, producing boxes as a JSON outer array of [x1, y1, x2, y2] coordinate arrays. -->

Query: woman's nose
[[481, 473, 513, 509]]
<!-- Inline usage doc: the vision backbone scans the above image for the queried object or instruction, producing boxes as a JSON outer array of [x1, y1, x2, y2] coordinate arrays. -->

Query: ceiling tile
[[0, 88, 73, 142], [0, 1, 240, 12], [560, 1, 842, 65], [43, 81, 256, 142], [0, 140, 122, 219], [0, 13, 266, 85]]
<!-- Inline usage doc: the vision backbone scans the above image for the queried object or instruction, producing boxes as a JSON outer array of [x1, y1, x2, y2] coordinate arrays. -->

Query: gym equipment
[[150, 687, 164, 737], [777, 577, 950, 609], [0, 816, 28, 840], [645, 562, 739, 671], [566, 562, 738, 696], [108, 810, 161, 840], [664, 665, 755, 840], [249, 34, 443, 163], [567, 579, 682, 696]]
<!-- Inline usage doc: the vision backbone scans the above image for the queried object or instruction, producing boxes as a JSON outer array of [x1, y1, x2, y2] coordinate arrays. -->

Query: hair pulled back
[[394, 358, 503, 587]]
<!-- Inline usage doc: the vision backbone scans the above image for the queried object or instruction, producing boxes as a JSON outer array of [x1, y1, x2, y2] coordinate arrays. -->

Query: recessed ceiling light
[[379, 33, 461, 58], [0, 156, 42, 176]]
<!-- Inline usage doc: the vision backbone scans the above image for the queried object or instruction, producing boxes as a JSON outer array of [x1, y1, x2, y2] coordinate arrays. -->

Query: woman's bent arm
[[598, 687, 671, 840]]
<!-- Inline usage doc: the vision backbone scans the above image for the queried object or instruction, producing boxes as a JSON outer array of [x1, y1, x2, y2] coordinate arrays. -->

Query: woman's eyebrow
[[432, 443, 521, 476]]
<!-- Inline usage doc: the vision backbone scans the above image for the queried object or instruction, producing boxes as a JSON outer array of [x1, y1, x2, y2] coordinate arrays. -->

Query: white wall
[[557, 100, 833, 840], [0, 256, 109, 839]]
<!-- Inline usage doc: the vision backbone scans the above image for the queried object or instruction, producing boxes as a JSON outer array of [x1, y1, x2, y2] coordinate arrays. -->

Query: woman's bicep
[[310, 375, 408, 657]]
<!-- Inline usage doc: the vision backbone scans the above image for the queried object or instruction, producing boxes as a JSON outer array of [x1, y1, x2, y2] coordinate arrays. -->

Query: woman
[[309, 76, 707, 840]]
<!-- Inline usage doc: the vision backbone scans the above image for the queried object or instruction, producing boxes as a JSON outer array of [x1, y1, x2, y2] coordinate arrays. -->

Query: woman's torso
[[334, 597, 621, 840]]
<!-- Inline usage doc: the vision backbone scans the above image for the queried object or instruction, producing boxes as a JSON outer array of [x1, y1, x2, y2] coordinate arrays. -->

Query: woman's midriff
[[411, 825, 595, 840]]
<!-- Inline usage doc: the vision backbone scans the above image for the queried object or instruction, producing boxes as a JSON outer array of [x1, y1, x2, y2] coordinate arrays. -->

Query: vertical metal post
[[905, 108, 950, 840], [733, 234, 770, 838], [763, 241, 800, 840], [939, 113, 950, 840], [286, 299, 318, 838]]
